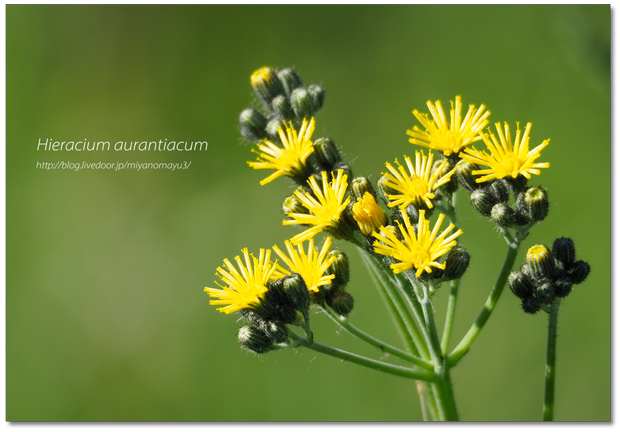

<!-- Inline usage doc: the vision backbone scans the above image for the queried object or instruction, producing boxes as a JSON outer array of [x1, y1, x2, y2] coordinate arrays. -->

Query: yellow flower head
[[272, 237, 336, 292], [459, 122, 550, 183], [284, 170, 351, 245], [407, 96, 490, 156], [373, 209, 463, 277], [382, 151, 455, 210], [526, 244, 552, 264], [352, 192, 387, 236], [205, 248, 277, 314], [248, 117, 316, 185]]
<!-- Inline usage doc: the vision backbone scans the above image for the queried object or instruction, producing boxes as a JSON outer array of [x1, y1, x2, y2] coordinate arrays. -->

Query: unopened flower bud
[[283, 194, 309, 216], [521, 297, 541, 315], [443, 245, 470, 280], [351, 177, 376, 200], [456, 161, 482, 193], [405, 204, 421, 224], [239, 108, 268, 142], [265, 279, 297, 324], [377, 175, 397, 206], [526, 245, 556, 280], [263, 320, 289, 343], [238, 325, 273, 354], [432, 159, 458, 196], [283, 274, 310, 314], [509, 271, 535, 299], [277, 68, 303, 96], [504, 175, 529, 194], [327, 250, 350, 288], [520, 187, 549, 222], [552, 237, 576, 269], [331, 162, 353, 182], [470, 189, 497, 217], [271, 95, 293, 120], [251, 67, 285, 108], [535, 280, 556, 305], [488, 180, 510, 204], [265, 118, 284, 140], [568, 260, 591, 285], [307, 84, 326, 111], [491, 203, 516, 228], [290, 87, 314, 119], [352, 192, 387, 236], [313, 137, 341, 170], [554, 277, 573, 298], [327, 290, 355, 316]]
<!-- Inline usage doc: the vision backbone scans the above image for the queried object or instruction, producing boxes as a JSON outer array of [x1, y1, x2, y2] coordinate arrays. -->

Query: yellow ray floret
[[248, 117, 316, 185], [205, 248, 277, 314], [382, 150, 455, 210], [459, 122, 550, 183], [373, 209, 463, 277], [407, 96, 490, 156], [284, 170, 351, 245], [352, 192, 387, 236], [272, 237, 336, 292]]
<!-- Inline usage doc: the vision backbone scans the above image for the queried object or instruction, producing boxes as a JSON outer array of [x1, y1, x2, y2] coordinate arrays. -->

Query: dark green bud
[[327, 250, 350, 288], [554, 277, 573, 298], [433, 160, 458, 196], [265, 118, 284, 140], [488, 180, 510, 204], [443, 245, 470, 280], [307, 84, 326, 111], [521, 187, 549, 222], [327, 290, 355, 316], [239, 108, 268, 142], [283, 194, 309, 216], [526, 245, 556, 280], [521, 297, 541, 315], [470, 189, 497, 217], [283, 274, 310, 314], [290, 87, 314, 119], [251, 67, 285, 108], [351, 177, 376, 200], [552, 237, 576, 268], [509, 271, 535, 299], [332, 162, 353, 181], [238, 308, 266, 328], [265, 279, 297, 324], [535, 281, 556, 305], [430, 266, 444, 280], [491, 203, 516, 228], [405, 204, 420, 224], [238, 325, 273, 354], [313, 137, 341, 170], [263, 320, 288, 343], [277, 68, 303, 96], [504, 175, 529, 194], [568, 260, 591, 285], [514, 209, 530, 227], [455, 161, 482, 193], [271, 95, 293, 120], [377, 175, 397, 206]]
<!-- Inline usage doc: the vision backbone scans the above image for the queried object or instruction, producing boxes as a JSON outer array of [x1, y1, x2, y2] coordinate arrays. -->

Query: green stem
[[321, 306, 433, 370], [441, 278, 461, 356], [359, 249, 430, 360], [289, 333, 436, 381], [543, 302, 560, 421], [448, 241, 520, 367]]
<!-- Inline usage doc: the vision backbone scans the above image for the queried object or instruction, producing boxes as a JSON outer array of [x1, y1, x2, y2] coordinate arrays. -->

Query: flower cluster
[[509, 238, 591, 314]]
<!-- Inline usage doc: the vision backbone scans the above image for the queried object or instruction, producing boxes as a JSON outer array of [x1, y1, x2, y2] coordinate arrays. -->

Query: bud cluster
[[509, 238, 591, 314]]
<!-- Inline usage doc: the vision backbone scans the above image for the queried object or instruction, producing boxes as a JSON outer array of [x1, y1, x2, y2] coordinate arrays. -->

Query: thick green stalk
[[321, 306, 433, 370], [441, 278, 461, 355], [290, 333, 436, 381], [359, 249, 430, 359], [448, 242, 520, 367], [543, 302, 560, 421]]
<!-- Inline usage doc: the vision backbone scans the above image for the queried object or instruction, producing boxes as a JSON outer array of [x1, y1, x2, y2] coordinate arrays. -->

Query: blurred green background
[[7, 5, 610, 421]]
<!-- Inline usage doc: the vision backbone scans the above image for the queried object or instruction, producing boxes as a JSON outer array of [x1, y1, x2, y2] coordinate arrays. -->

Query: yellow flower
[[382, 151, 455, 210], [352, 192, 387, 236], [272, 237, 336, 292], [407, 96, 490, 156], [248, 117, 316, 185], [205, 248, 277, 314], [373, 209, 463, 277], [284, 170, 351, 245], [459, 122, 550, 183]]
